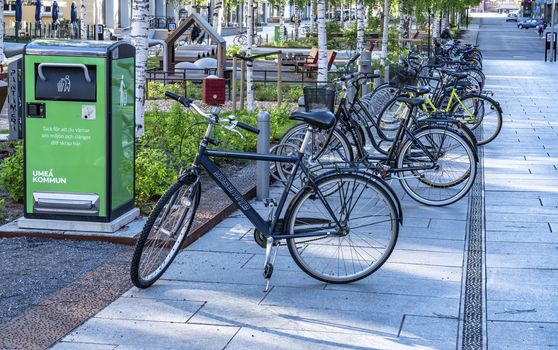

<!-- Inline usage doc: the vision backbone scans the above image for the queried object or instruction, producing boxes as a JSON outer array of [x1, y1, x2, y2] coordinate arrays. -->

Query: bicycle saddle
[[441, 69, 468, 79], [396, 97, 425, 107], [290, 110, 335, 130], [403, 86, 430, 96]]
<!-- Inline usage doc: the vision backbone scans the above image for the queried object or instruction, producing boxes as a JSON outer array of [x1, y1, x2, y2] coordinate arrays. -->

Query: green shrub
[[284, 84, 304, 102], [0, 143, 24, 203], [254, 84, 277, 101], [135, 143, 178, 211], [227, 45, 242, 57], [147, 81, 202, 100]]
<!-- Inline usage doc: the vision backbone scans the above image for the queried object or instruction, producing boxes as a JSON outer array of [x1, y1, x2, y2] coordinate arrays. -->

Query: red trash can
[[202, 76, 226, 105]]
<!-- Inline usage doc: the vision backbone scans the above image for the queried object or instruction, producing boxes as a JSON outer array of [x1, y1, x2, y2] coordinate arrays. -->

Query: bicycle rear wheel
[[286, 173, 399, 283], [131, 176, 201, 288], [450, 94, 503, 145], [276, 124, 354, 187], [397, 127, 477, 206]]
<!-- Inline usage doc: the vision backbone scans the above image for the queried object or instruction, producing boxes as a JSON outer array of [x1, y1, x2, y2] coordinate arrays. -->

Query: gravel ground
[[0, 237, 133, 326]]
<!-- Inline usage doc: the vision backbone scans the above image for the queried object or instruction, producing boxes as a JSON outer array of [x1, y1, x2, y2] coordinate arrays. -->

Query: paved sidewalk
[[51, 19, 558, 350], [482, 60, 558, 348]]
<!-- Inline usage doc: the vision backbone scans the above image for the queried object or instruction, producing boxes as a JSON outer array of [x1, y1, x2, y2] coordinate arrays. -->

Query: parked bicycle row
[[129, 40, 501, 292]]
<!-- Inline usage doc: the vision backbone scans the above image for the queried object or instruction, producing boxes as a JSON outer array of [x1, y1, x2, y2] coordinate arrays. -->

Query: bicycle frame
[[193, 130, 343, 242]]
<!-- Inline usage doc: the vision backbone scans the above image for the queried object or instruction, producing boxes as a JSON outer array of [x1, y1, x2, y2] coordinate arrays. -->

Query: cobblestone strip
[[461, 144, 486, 350]]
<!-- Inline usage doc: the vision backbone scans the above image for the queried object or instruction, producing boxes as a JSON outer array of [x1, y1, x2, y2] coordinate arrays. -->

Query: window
[[4, 1, 16, 12]]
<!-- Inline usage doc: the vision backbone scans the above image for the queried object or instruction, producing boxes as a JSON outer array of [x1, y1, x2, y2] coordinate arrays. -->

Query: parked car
[[506, 13, 518, 22], [517, 18, 547, 29]]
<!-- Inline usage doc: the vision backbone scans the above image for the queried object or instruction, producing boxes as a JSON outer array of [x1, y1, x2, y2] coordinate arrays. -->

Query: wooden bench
[[304, 50, 337, 76], [293, 47, 318, 72]]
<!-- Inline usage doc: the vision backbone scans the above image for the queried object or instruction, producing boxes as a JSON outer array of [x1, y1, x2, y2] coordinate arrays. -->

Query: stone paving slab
[[49, 17, 558, 350]]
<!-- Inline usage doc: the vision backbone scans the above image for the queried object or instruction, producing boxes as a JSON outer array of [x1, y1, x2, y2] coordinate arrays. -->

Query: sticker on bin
[[82, 105, 96, 120]]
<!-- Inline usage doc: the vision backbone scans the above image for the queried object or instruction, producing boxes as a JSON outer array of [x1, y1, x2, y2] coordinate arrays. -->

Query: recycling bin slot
[[32, 192, 100, 216], [35, 64, 97, 102]]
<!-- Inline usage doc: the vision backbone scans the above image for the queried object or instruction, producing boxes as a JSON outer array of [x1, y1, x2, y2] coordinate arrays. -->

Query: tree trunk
[[131, 0, 149, 137], [279, 4, 286, 42], [380, 0, 390, 65], [246, 0, 254, 111], [294, 5, 300, 39], [433, 11, 441, 39], [398, 0, 404, 55], [0, 0, 5, 63], [317, 0, 327, 84], [81, 0, 88, 39], [213, 0, 223, 34], [356, 0, 364, 53], [310, 0, 316, 32]]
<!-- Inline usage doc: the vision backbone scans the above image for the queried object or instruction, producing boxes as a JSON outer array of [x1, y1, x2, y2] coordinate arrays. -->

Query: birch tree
[[310, 0, 316, 32], [356, 0, 364, 53], [380, 0, 390, 65], [246, 0, 254, 111], [317, 0, 327, 84], [81, 0, 88, 39], [0, 0, 5, 64], [131, 0, 150, 137], [213, 0, 224, 34], [293, 3, 300, 39], [280, 4, 286, 41]]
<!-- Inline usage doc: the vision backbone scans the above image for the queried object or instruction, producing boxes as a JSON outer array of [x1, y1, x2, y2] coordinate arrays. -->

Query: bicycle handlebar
[[165, 90, 260, 135]]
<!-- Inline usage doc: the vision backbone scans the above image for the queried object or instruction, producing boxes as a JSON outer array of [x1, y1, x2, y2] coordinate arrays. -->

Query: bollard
[[373, 69, 381, 90], [358, 51, 372, 95], [298, 96, 305, 112], [384, 65, 390, 84], [256, 111, 271, 201]]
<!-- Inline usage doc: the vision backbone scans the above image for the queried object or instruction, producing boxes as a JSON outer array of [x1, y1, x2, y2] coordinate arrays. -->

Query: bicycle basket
[[303, 87, 336, 112], [389, 65, 417, 89]]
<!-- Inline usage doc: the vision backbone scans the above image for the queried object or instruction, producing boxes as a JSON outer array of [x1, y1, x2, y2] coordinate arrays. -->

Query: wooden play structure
[[165, 13, 226, 78]]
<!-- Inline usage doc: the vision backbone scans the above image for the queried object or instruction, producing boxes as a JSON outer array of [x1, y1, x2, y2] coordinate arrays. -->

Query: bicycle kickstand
[[263, 236, 278, 292]]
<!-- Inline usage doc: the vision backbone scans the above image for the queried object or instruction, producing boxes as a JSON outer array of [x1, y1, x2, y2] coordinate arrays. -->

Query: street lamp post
[[552, 0, 556, 62]]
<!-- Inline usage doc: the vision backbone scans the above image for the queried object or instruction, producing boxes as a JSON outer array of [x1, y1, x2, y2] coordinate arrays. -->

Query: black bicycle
[[130, 92, 401, 290]]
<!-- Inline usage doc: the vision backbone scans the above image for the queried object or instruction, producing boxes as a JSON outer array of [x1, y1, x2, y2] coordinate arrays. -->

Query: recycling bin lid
[[25, 40, 127, 57]]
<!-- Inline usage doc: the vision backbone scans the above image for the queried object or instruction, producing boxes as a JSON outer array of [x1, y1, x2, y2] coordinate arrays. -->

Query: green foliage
[[285, 84, 304, 103], [253, 83, 304, 103], [135, 145, 178, 211], [227, 45, 242, 57], [147, 81, 202, 100], [147, 56, 161, 70], [0, 143, 24, 203], [254, 84, 277, 101], [267, 37, 318, 48], [342, 22, 358, 51]]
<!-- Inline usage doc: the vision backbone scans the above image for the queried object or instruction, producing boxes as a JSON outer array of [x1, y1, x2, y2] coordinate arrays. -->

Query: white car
[[506, 13, 518, 22]]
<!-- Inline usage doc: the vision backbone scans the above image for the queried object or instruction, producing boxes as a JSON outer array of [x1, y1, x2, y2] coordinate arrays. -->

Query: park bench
[[293, 47, 318, 72], [303, 50, 337, 76]]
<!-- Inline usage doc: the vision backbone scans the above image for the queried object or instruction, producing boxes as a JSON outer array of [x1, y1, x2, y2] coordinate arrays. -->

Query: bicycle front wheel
[[286, 173, 399, 283], [397, 127, 477, 206], [450, 94, 503, 145], [131, 176, 201, 288]]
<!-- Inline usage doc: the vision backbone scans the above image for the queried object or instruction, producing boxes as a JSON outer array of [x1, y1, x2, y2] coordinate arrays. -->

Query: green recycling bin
[[23, 40, 135, 222]]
